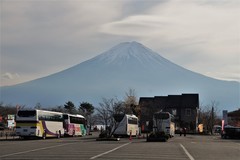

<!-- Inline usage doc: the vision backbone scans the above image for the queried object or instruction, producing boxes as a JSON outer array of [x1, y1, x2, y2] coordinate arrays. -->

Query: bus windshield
[[128, 117, 138, 124], [17, 110, 36, 117]]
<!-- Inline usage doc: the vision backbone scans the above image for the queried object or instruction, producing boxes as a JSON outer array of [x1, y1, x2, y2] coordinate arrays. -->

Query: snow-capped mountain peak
[[90, 41, 172, 67], [1, 41, 239, 111]]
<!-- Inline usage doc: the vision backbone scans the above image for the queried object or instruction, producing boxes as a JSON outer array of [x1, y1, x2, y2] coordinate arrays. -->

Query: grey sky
[[1, 0, 239, 86]]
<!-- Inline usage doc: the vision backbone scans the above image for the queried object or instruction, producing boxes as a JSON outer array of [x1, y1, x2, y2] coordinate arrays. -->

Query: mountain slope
[[1, 42, 239, 111]]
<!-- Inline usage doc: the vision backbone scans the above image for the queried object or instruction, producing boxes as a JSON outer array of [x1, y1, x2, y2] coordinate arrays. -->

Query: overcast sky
[[1, 0, 240, 87]]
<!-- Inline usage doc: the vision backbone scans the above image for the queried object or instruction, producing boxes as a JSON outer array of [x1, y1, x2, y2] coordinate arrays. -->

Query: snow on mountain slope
[[1, 41, 239, 111]]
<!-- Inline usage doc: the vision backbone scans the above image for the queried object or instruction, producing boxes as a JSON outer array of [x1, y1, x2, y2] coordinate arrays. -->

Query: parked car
[[213, 125, 221, 133], [221, 125, 240, 139]]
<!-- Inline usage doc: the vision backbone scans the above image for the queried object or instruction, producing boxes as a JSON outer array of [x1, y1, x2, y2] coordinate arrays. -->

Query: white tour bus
[[112, 114, 139, 137], [63, 114, 86, 136], [153, 112, 175, 137], [16, 109, 64, 139]]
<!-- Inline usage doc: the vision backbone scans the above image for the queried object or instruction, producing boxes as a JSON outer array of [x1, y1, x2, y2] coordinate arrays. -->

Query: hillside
[[1, 41, 239, 111]]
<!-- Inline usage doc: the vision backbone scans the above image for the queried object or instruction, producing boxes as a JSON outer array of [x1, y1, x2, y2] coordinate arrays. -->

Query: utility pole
[[211, 107, 214, 135]]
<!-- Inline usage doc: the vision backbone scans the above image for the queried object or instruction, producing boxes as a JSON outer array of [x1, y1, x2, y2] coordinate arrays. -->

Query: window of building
[[172, 109, 177, 116], [185, 108, 191, 116]]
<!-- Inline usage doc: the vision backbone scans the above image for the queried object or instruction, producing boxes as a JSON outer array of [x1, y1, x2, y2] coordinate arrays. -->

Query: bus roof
[[126, 114, 138, 118], [18, 109, 62, 114], [64, 113, 85, 119]]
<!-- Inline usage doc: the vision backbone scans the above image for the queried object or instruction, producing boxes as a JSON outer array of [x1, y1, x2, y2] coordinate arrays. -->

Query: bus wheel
[[23, 136, 29, 140], [42, 132, 46, 140]]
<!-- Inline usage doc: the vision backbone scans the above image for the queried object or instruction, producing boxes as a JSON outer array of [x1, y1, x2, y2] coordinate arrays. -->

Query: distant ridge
[[1, 42, 239, 111]]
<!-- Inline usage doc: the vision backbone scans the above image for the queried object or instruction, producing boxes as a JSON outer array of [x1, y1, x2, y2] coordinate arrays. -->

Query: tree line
[[0, 89, 222, 134], [0, 89, 139, 131]]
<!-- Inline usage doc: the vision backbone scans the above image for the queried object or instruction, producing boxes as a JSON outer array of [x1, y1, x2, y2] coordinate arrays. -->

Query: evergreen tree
[[79, 102, 94, 117], [64, 101, 76, 114], [79, 102, 95, 133]]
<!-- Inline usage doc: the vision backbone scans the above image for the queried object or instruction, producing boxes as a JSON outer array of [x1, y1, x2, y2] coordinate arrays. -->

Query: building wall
[[228, 109, 240, 127], [139, 93, 199, 133]]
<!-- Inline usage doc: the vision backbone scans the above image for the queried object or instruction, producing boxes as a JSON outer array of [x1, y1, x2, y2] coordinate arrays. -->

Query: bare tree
[[124, 88, 140, 116], [0, 103, 20, 125], [198, 101, 220, 134], [34, 102, 42, 109], [51, 105, 65, 113], [0, 103, 17, 117], [95, 97, 124, 137]]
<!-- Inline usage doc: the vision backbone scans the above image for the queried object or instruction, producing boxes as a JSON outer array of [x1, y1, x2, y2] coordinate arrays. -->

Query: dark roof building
[[139, 93, 199, 133], [228, 109, 240, 127]]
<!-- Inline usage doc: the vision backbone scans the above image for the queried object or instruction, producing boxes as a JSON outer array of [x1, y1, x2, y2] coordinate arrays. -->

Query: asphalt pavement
[[0, 133, 239, 160]]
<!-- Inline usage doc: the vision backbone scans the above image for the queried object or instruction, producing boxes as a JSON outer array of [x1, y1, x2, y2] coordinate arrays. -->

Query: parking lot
[[0, 133, 239, 160]]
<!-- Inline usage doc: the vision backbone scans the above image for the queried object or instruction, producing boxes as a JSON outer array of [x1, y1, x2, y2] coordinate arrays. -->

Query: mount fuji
[[1, 41, 239, 111]]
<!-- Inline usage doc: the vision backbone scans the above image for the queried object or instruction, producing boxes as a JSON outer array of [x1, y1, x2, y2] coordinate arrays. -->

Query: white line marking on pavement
[[90, 142, 131, 159], [180, 143, 195, 160], [0, 143, 73, 158]]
